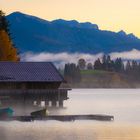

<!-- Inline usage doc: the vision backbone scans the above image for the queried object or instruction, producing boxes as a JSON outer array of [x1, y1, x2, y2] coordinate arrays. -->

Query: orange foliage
[[0, 30, 19, 61]]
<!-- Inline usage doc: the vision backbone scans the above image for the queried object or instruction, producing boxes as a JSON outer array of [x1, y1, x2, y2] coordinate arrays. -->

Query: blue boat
[[0, 108, 14, 118]]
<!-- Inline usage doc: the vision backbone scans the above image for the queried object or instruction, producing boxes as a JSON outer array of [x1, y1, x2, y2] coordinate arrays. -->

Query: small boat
[[31, 108, 49, 117], [0, 108, 14, 118]]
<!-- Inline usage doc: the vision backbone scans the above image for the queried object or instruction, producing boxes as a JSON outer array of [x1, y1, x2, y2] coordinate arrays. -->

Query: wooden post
[[52, 100, 57, 107], [59, 100, 63, 107], [45, 100, 49, 106]]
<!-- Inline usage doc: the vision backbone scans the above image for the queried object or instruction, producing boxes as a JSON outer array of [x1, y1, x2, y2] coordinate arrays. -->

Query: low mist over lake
[[1, 89, 140, 140]]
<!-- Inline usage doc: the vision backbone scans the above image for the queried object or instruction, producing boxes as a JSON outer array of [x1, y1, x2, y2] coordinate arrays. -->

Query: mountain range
[[6, 12, 140, 54]]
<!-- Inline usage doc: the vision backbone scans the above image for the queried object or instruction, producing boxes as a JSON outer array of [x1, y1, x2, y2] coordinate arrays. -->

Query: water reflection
[[1, 121, 140, 140]]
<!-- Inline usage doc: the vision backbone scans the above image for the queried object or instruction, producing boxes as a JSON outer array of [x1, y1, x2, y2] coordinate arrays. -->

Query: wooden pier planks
[[0, 114, 114, 122]]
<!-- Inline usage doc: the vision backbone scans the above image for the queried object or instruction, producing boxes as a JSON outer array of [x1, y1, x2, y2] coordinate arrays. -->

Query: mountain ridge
[[7, 12, 140, 54]]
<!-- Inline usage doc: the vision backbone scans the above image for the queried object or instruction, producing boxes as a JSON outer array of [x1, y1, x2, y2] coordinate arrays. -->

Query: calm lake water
[[1, 89, 140, 140]]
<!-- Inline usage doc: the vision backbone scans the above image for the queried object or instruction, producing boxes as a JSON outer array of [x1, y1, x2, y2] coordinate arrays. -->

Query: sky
[[1, 0, 140, 37]]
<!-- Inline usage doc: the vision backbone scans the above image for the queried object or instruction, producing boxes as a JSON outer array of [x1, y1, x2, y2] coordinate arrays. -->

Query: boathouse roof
[[0, 62, 64, 82]]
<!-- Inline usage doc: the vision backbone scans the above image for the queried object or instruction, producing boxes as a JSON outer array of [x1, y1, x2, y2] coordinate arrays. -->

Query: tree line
[[64, 63, 81, 83], [94, 55, 140, 81], [94, 55, 124, 72], [64, 55, 140, 83]]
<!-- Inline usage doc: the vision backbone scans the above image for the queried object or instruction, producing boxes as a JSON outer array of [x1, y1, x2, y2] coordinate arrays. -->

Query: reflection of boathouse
[[0, 62, 70, 111]]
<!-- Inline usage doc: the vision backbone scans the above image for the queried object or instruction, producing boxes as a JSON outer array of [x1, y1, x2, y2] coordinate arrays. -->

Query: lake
[[1, 89, 140, 140]]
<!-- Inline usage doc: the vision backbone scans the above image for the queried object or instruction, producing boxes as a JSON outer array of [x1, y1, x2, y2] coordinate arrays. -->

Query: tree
[[102, 55, 107, 70], [131, 60, 139, 79], [74, 65, 81, 82], [106, 55, 111, 71], [94, 58, 102, 70], [0, 10, 19, 61], [110, 60, 115, 71], [87, 63, 93, 70], [107, 55, 111, 63], [0, 10, 9, 33], [114, 58, 124, 72], [0, 30, 19, 61], [64, 63, 81, 83], [132, 60, 137, 70], [78, 58, 86, 70], [102, 55, 107, 64]]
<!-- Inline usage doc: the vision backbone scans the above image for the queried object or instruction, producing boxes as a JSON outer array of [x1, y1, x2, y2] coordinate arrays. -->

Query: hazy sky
[[1, 0, 140, 37]]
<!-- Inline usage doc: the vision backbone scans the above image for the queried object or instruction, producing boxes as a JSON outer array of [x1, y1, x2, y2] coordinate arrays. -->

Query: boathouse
[[0, 62, 69, 109]]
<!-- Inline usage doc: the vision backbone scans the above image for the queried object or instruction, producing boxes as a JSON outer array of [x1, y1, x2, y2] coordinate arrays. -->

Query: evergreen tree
[[132, 60, 137, 70], [102, 55, 107, 70], [125, 61, 131, 73], [94, 58, 102, 70], [0, 10, 9, 33], [64, 63, 81, 83], [110, 60, 115, 71], [106, 55, 111, 71], [64, 64, 68, 78], [114, 58, 123, 72], [74, 65, 81, 82], [131, 60, 139, 79]]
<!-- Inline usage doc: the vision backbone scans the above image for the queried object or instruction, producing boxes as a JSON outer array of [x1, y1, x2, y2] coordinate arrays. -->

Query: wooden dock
[[0, 114, 114, 122]]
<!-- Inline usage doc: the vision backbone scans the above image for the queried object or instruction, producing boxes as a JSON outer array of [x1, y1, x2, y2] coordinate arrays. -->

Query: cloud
[[21, 49, 140, 67], [21, 52, 103, 68], [110, 49, 140, 60]]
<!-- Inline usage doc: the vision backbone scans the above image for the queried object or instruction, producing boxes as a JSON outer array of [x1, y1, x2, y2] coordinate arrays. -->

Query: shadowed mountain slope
[[7, 12, 140, 54]]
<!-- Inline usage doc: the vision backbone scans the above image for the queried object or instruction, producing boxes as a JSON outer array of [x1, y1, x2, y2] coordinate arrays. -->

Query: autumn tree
[[0, 10, 19, 61]]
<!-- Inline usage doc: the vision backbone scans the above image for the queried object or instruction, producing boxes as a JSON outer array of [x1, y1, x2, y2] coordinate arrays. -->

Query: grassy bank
[[68, 70, 139, 88]]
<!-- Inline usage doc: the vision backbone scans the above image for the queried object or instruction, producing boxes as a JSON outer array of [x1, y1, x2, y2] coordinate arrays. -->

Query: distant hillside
[[7, 12, 140, 54], [69, 70, 139, 88]]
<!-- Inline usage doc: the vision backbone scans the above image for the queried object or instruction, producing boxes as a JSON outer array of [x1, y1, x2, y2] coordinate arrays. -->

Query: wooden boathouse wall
[[0, 62, 70, 111], [0, 88, 68, 107], [0, 82, 61, 89]]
